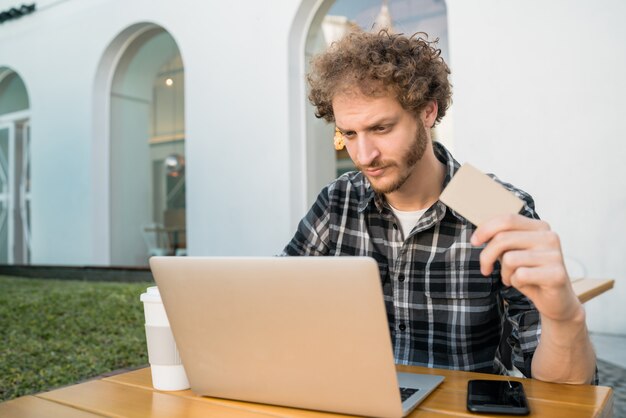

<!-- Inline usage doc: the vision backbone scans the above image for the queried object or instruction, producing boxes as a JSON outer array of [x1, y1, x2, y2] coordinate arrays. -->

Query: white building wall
[[446, 0, 626, 334], [0, 0, 301, 264]]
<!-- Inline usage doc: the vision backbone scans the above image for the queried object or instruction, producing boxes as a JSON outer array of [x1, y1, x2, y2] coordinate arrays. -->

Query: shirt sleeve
[[502, 286, 540, 378], [281, 185, 332, 256], [504, 287, 599, 384]]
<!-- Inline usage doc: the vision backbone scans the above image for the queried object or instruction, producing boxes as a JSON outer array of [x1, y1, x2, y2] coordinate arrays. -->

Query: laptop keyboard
[[399, 387, 419, 401]]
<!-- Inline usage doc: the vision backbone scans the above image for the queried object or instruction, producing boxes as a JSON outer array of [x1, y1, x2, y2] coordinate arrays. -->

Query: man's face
[[333, 92, 428, 195]]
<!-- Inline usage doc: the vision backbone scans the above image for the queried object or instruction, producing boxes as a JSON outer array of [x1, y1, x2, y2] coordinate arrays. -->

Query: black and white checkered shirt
[[283, 142, 541, 377]]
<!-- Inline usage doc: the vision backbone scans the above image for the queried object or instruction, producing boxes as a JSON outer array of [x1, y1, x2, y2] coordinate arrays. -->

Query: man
[[283, 30, 596, 384]]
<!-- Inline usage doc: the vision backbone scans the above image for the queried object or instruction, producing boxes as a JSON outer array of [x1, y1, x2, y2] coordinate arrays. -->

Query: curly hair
[[307, 29, 452, 125]]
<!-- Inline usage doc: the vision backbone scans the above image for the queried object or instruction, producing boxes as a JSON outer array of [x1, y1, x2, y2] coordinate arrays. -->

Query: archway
[[107, 26, 186, 266]]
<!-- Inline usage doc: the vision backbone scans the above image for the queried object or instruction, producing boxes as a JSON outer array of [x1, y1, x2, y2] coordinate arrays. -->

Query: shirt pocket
[[422, 262, 501, 359], [423, 260, 496, 300]]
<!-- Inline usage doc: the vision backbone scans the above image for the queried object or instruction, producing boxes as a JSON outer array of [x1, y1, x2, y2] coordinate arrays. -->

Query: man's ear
[[421, 101, 438, 128]]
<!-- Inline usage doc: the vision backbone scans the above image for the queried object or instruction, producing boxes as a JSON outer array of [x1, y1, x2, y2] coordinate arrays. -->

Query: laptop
[[150, 256, 444, 418]]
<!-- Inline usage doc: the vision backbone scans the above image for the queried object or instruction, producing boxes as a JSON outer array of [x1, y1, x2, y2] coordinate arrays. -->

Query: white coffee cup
[[140, 286, 190, 391]]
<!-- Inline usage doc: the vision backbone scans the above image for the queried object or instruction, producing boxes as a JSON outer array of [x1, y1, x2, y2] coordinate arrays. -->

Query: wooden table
[[0, 365, 613, 417], [572, 278, 615, 304]]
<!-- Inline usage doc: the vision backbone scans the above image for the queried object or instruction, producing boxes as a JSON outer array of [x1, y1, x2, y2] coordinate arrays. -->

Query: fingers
[[499, 249, 566, 286], [471, 214, 551, 247], [507, 262, 569, 290], [507, 263, 579, 322], [479, 229, 562, 276]]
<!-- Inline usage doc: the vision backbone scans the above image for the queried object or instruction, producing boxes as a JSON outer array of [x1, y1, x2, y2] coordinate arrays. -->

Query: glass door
[[15, 121, 31, 263], [0, 118, 31, 264], [0, 123, 14, 263]]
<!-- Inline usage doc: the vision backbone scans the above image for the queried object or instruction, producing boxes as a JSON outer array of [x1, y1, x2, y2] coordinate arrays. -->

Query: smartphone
[[466, 379, 530, 415]]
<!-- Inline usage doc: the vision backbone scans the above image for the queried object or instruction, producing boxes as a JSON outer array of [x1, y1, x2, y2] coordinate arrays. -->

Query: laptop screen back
[[150, 256, 406, 417]]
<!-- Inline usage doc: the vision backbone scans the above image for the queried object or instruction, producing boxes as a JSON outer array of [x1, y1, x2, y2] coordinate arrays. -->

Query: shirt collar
[[432, 142, 467, 223], [357, 142, 466, 222]]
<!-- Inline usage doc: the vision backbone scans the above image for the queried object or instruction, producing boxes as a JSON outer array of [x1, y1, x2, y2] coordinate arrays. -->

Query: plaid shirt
[[283, 142, 541, 377]]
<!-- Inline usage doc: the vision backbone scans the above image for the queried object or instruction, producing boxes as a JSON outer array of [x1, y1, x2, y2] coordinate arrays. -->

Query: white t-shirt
[[389, 205, 428, 239]]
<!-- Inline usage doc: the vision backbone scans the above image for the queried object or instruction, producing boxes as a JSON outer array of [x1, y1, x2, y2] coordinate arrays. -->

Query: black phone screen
[[467, 380, 530, 415]]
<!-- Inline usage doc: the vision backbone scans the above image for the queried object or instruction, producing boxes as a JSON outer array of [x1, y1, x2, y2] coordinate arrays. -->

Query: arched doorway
[[299, 0, 451, 207], [0, 67, 31, 264], [108, 27, 186, 266]]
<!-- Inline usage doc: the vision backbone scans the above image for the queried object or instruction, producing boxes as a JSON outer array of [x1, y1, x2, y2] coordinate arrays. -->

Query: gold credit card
[[439, 163, 524, 227]]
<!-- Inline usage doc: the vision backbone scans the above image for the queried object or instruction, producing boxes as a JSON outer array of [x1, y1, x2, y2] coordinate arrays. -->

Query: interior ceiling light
[[165, 154, 184, 177]]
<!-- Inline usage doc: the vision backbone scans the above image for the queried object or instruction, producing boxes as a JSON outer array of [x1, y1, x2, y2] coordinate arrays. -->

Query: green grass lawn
[[0, 275, 151, 402]]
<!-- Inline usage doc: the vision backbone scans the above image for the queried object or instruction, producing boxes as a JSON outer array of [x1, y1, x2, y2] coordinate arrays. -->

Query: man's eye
[[343, 131, 356, 139], [375, 126, 389, 133]]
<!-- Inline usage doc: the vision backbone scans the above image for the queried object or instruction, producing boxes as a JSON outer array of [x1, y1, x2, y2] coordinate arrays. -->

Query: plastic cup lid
[[140, 286, 161, 303]]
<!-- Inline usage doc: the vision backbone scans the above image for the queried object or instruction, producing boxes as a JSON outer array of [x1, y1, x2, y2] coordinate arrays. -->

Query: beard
[[356, 121, 429, 194]]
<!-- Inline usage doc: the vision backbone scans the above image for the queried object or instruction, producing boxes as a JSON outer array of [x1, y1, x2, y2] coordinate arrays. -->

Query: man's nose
[[354, 134, 380, 166]]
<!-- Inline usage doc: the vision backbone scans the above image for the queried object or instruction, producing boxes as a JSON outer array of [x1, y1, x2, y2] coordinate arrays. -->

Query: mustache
[[356, 158, 395, 171]]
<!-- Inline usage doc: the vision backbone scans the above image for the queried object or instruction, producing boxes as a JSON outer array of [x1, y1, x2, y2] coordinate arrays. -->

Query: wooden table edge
[[38, 380, 287, 418], [572, 278, 615, 303], [105, 366, 614, 417], [0, 395, 105, 418], [32, 392, 115, 418], [595, 387, 615, 418]]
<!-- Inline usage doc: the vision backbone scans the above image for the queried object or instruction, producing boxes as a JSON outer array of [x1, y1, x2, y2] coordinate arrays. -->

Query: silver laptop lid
[[150, 256, 405, 418]]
